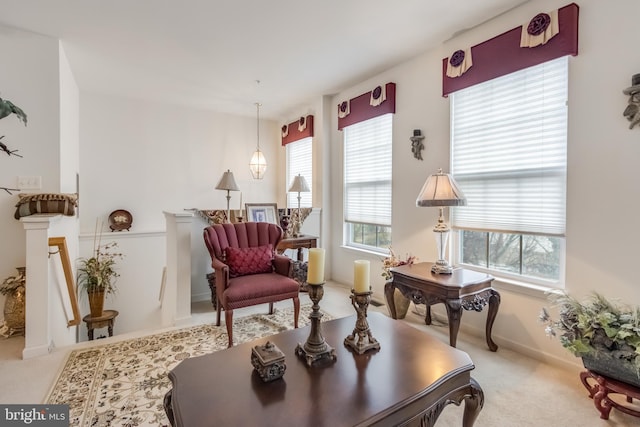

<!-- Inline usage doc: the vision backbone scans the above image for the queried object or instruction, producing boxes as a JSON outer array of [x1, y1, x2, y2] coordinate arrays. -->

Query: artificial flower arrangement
[[77, 224, 124, 297], [381, 247, 417, 280]]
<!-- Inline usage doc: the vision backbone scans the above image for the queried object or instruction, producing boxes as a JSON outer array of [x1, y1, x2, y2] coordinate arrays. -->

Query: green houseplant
[[540, 292, 640, 387], [77, 235, 123, 318]]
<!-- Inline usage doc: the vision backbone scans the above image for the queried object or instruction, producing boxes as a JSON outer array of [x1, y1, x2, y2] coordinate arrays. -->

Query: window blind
[[451, 56, 568, 236], [286, 137, 312, 208], [344, 114, 392, 227]]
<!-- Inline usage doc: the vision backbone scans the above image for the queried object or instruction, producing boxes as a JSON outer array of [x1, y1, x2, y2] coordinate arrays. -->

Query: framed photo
[[245, 203, 279, 224]]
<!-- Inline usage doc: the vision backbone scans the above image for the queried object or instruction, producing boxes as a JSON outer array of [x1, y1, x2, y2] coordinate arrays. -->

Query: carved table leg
[[594, 381, 613, 420], [384, 282, 397, 319], [445, 299, 463, 348], [463, 378, 485, 427], [485, 290, 500, 352], [425, 305, 432, 325]]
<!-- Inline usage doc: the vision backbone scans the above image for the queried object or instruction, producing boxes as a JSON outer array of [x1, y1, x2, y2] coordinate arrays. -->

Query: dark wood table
[[385, 262, 500, 351], [82, 309, 118, 340], [164, 313, 484, 427], [276, 234, 317, 261]]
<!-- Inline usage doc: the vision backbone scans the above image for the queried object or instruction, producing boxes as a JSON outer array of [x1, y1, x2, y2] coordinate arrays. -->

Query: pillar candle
[[307, 248, 325, 284], [354, 260, 370, 293]]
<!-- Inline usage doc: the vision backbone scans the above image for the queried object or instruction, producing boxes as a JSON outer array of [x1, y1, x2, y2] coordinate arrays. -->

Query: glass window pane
[[351, 224, 363, 244], [362, 224, 377, 247], [378, 226, 392, 247], [522, 235, 561, 281], [488, 232, 521, 274], [461, 230, 487, 267]]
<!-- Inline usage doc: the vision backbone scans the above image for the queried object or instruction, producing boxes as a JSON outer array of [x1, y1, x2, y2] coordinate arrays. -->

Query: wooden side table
[[276, 235, 317, 261], [580, 370, 640, 420], [83, 310, 119, 340], [385, 262, 500, 351]]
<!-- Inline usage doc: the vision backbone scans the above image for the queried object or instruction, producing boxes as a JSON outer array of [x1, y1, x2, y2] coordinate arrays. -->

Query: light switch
[[17, 176, 42, 190]]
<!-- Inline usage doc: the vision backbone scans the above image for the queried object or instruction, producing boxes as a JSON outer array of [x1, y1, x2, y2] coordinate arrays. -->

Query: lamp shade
[[215, 169, 239, 191], [288, 174, 310, 193], [416, 169, 466, 207]]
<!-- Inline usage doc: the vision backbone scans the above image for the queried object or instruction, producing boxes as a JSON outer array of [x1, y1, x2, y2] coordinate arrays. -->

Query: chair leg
[[216, 304, 221, 326], [225, 309, 234, 348], [293, 296, 300, 328], [268, 302, 274, 314]]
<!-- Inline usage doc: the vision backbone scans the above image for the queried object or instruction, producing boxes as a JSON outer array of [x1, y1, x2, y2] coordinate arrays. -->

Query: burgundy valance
[[281, 115, 314, 146], [337, 82, 396, 130], [442, 3, 579, 97]]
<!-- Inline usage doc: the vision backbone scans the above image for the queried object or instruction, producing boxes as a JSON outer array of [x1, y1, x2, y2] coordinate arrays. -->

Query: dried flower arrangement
[[381, 247, 417, 280]]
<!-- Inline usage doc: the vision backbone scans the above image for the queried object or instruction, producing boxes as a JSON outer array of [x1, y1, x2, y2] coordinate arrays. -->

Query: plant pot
[[582, 353, 640, 388], [88, 290, 105, 318]]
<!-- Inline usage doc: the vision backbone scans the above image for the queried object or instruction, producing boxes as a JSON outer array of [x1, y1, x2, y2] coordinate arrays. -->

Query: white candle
[[307, 248, 325, 284], [354, 260, 370, 293]]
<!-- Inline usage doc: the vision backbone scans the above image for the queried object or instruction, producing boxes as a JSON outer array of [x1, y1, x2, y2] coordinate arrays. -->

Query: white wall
[[328, 0, 640, 368]]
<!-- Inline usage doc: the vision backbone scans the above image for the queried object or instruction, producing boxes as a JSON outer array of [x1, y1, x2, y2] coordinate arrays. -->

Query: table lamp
[[215, 169, 240, 223], [288, 174, 310, 237], [416, 168, 466, 274]]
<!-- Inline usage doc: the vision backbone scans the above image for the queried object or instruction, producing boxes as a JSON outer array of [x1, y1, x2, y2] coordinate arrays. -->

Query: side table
[[83, 310, 119, 340], [385, 262, 500, 351], [580, 369, 640, 420], [276, 235, 317, 261]]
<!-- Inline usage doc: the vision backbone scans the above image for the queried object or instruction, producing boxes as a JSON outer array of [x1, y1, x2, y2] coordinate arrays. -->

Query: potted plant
[[540, 292, 640, 387], [77, 234, 123, 318]]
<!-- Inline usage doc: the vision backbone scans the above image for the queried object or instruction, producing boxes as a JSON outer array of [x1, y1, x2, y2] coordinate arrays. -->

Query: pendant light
[[249, 102, 267, 179]]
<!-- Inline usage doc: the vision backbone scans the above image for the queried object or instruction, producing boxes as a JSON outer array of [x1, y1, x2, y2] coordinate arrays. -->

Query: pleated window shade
[[286, 137, 313, 208], [451, 56, 568, 237]]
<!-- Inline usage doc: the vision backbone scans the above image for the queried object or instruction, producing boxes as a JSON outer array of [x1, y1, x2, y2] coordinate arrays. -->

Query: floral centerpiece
[[381, 247, 417, 319], [77, 225, 124, 317], [381, 247, 417, 280], [539, 292, 640, 386]]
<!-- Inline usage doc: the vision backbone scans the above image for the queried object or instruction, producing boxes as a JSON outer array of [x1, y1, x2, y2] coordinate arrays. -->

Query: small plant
[[77, 223, 124, 296], [381, 247, 417, 280], [540, 292, 640, 372]]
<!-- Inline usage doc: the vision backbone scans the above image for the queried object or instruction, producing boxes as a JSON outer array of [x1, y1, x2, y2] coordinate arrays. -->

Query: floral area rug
[[46, 304, 329, 426]]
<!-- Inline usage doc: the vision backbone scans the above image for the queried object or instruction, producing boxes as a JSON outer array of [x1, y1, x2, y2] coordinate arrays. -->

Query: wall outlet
[[17, 176, 42, 190]]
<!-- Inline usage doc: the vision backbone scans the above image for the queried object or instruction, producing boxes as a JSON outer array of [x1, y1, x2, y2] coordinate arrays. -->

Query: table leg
[[445, 299, 463, 348], [485, 290, 500, 352], [463, 378, 484, 427], [425, 305, 432, 325], [88, 328, 94, 341], [108, 322, 114, 337], [384, 282, 397, 319], [297, 247, 303, 262]]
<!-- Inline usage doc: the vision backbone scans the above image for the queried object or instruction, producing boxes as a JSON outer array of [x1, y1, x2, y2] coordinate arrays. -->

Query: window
[[286, 137, 312, 208], [450, 56, 568, 286], [343, 114, 392, 251]]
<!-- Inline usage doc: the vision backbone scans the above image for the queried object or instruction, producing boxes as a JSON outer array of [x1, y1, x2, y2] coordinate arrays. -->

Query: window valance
[[281, 115, 314, 146], [442, 2, 578, 97], [337, 82, 396, 130]]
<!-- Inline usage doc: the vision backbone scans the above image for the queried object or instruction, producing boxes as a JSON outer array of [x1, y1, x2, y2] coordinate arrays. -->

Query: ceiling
[[0, 0, 528, 120]]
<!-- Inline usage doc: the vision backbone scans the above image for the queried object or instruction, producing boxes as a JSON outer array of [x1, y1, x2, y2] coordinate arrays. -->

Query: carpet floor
[[46, 305, 324, 427]]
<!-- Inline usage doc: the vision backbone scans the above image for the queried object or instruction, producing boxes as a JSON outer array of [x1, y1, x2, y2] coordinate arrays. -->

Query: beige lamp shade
[[215, 170, 239, 191], [288, 174, 310, 193], [416, 169, 466, 207]]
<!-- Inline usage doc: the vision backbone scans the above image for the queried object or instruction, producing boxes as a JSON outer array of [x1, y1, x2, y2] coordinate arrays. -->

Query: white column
[[163, 211, 194, 327], [21, 214, 58, 359]]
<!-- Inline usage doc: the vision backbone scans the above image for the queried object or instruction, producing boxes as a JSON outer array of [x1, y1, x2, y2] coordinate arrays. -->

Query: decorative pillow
[[225, 244, 274, 277], [14, 193, 78, 219]]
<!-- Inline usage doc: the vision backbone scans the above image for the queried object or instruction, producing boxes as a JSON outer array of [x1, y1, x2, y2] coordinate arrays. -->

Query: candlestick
[[307, 248, 325, 284], [295, 281, 337, 366], [344, 289, 380, 355], [353, 260, 370, 293]]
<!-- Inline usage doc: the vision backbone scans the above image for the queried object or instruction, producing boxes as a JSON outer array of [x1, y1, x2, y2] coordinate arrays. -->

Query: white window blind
[[286, 137, 312, 208], [451, 56, 568, 236], [344, 114, 392, 227]]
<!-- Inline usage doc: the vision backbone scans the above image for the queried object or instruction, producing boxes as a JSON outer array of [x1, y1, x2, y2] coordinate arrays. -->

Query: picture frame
[[245, 203, 279, 224]]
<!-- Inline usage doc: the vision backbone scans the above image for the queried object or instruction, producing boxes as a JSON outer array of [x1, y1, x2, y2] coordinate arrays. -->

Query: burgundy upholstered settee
[[203, 222, 300, 347]]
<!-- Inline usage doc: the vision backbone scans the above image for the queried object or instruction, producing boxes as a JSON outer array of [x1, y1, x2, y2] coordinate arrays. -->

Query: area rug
[[46, 305, 329, 427]]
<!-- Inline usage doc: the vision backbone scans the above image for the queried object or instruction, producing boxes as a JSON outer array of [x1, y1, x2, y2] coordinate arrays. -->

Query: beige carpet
[[46, 305, 325, 427]]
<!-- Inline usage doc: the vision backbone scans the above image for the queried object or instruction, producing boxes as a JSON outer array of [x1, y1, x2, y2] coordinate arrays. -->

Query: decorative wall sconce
[[623, 74, 640, 130], [410, 129, 425, 160]]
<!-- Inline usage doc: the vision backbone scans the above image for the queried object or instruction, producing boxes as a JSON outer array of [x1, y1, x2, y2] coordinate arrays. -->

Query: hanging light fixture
[[249, 102, 267, 179]]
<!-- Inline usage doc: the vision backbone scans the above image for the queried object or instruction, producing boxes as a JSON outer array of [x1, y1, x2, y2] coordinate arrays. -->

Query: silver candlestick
[[295, 282, 337, 366], [344, 289, 380, 354]]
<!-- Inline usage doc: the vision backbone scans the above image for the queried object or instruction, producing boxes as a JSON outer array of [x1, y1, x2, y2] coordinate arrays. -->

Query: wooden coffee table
[[164, 312, 484, 426]]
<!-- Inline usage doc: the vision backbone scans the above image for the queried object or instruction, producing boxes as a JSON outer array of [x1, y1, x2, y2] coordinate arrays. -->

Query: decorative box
[[251, 341, 286, 382]]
